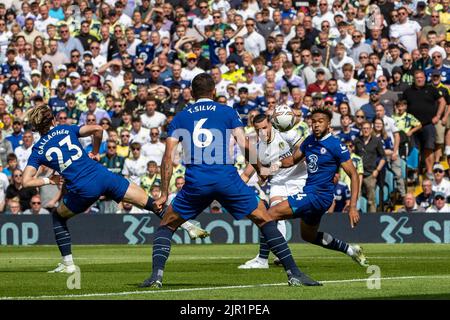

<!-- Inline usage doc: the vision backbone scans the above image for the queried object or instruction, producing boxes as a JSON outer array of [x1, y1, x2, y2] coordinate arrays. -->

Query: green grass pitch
[[1, 244, 450, 300]]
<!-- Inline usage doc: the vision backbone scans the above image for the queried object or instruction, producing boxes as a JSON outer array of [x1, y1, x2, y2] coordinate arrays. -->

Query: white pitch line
[[1, 275, 450, 300], [1, 256, 449, 261]]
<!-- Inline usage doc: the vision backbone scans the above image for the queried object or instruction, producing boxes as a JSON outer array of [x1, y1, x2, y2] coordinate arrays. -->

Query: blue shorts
[[287, 193, 332, 226], [63, 170, 130, 214], [172, 174, 259, 220]]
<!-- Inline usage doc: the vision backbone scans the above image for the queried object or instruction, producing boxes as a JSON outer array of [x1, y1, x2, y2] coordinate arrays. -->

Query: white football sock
[[63, 254, 74, 265]]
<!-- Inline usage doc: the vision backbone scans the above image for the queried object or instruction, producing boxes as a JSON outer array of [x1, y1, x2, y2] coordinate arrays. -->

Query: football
[[271, 105, 296, 132]]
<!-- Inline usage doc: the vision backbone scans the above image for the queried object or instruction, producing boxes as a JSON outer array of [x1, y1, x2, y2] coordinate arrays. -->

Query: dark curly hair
[[311, 105, 333, 121]]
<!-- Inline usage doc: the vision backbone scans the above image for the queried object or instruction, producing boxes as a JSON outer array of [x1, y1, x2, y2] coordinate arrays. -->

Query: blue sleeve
[[26, 148, 41, 169], [167, 114, 181, 139], [228, 108, 244, 129], [333, 139, 351, 164], [69, 124, 81, 137]]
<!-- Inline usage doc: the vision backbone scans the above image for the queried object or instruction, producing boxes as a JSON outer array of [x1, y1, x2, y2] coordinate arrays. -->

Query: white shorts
[[270, 179, 306, 199]]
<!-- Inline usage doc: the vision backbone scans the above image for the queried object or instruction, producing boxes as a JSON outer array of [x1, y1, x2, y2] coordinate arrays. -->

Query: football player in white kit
[[238, 113, 308, 269]]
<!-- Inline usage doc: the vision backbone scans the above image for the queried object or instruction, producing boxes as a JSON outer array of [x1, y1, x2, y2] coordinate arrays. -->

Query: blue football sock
[[313, 232, 349, 254], [150, 225, 174, 281], [52, 212, 72, 257], [258, 234, 270, 260], [260, 221, 301, 277]]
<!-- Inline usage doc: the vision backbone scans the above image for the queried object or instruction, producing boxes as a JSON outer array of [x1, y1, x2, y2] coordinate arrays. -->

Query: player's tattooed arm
[[22, 166, 56, 188], [340, 159, 360, 228], [159, 137, 179, 200]]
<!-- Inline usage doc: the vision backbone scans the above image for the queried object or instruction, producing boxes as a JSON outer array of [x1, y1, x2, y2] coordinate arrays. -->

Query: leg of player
[[48, 201, 77, 273], [300, 220, 369, 267], [238, 198, 287, 269], [139, 205, 186, 288], [122, 182, 209, 239], [247, 200, 322, 286]]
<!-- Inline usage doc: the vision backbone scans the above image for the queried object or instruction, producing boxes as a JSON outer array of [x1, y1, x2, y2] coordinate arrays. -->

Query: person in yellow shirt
[[140, 160, 161, 196], [222, 56, 246, 84]]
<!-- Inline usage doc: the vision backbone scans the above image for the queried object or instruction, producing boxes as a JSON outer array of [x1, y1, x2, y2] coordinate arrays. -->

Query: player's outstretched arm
[[79, 124, 103, 157], [22, 166, 56, 188], [341, 159, 360, 228], [155, 137, 179, 211], [240, 164, 256, 183]]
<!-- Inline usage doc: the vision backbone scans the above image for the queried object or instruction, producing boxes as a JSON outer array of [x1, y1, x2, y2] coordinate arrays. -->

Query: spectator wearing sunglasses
[[432, 163, 450, 198], [23, 195, 50, 215], [426, 191, 450, 212]]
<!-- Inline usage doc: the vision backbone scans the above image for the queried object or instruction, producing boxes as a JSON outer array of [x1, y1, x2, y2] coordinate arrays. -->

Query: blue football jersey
[[26, 125, 107, 194], [300, 133, 350, 206], [333, 181, 351, 212], [167, 99, 243, 185]]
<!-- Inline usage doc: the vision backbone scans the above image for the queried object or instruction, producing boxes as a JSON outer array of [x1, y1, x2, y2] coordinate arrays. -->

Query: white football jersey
[[258, 127, 307, 186]]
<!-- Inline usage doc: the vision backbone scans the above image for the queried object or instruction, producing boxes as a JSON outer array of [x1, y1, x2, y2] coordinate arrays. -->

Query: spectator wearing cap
[[66, 71, 82, 95], [233, 87, 257, 126], [57, 24, 84, 60], [402, 70, 446, 178], [41, 39, 69, 72], [305, 68, 328, 97], [78, 94, 110, 126], [426, 191, 450, 212], [301, 49, 332, 86], [48, 81, 68, 115], [162, 83, 186, 114], [361, 87, 382, 122], [181, 52, 205, 82], [23, 70, 50, 103], [64, 93, 82, 125], [349, 30, 373, 63], [432, 163, 450, 197], [425, 51, 450, 85]]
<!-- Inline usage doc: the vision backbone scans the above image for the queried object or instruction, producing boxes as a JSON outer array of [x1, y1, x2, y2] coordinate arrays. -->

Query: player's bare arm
[[240, 164, 256, 183], [155, 136, 179, 211], [341, 159, 360, 228], [280, 147, 304, 168], [23, 165, 57, 188], [79, 125, 103, 160]]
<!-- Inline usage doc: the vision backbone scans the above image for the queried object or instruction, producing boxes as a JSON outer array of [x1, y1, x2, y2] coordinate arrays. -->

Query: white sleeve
[[122, 159, 130, 176], [281, 130, 302, 148]]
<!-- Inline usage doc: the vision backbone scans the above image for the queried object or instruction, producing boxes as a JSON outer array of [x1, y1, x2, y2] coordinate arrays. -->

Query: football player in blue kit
[[269, 106, 369, 268], [140, 73, 320, 288], [22, 105, 209, 273]]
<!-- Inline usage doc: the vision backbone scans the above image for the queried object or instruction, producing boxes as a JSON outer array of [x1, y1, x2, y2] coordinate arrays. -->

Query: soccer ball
[[271, 105, 296, 132]]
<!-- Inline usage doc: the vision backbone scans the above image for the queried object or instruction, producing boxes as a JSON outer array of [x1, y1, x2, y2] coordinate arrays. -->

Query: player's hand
[[154, 195, 168, 212], [348, 207, 360, 228], [49, 175, 62, 185], [88, 152, 100, 161], [391, 152, 398, 161], [432, 116, 440, 125], [442, 118, 447, 126]]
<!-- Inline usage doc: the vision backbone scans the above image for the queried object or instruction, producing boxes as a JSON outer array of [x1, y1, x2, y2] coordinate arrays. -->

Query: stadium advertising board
[[1, 213, 450, 245]]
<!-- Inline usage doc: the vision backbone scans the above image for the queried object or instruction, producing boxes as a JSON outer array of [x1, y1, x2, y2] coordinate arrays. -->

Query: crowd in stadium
[[0, 0, 450, 214]]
